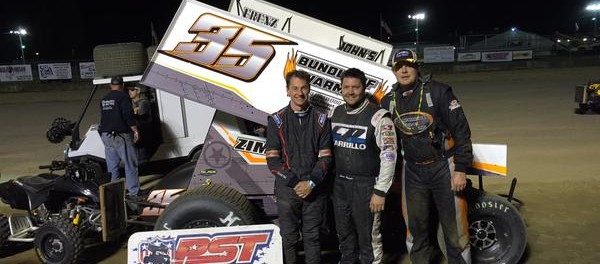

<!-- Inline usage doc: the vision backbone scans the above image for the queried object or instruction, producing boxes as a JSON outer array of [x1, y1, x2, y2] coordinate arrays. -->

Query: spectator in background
[[127, 83, 154, 163], [99, 76, 141, 200]]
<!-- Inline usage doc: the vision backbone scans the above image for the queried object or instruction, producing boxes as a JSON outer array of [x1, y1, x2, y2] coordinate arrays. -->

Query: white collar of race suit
[[344, 97, 368, 115]]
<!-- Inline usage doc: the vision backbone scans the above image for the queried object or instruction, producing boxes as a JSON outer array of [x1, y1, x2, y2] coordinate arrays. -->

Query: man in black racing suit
[[265, 70, 333, 264], [380, 49, 473, 264], [331, 68, 397, 264]]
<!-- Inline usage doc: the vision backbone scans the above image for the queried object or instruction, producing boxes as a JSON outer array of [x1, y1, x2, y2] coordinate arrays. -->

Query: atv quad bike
[[574, 81, 600, 114]]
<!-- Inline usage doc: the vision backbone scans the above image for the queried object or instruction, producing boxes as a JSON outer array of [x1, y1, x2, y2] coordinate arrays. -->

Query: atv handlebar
[[39, 160, 67, 171]]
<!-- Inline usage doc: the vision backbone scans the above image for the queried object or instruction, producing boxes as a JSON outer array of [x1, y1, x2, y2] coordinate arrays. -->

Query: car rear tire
[[154, 183, 258, 230], [438, 188, 527, 264]]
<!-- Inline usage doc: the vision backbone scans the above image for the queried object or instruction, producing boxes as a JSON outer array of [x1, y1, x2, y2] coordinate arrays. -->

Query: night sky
[[0, 0, 594, 62]]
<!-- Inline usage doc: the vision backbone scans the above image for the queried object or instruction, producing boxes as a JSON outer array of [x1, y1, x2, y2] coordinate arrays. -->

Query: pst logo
[[138, 237, 175, 264], [173, 230, 273, 263], [161, 13, 296, 82]]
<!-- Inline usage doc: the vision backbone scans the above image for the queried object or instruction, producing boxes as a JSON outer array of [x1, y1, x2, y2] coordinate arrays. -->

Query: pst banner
[[127, 224, 282, 264]]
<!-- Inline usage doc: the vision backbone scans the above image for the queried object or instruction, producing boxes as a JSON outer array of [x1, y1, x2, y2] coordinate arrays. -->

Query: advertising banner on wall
[[79, 62, 96, 79], [0, 64, 33, 82], [512, 50, 533, 60], [38, 63, 73, 80], [481, 51, 512, 62], [457, 52, 481, 62], [423, 46, 455, 63]]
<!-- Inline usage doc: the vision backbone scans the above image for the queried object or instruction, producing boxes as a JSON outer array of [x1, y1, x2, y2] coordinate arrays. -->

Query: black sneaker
[[126, 194, 146, 202]]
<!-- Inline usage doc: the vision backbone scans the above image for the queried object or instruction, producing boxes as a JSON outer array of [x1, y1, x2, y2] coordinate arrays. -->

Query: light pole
[[9, 28, 27, 64], [408, 13, 425, 47], [586, 3, 600, 37]]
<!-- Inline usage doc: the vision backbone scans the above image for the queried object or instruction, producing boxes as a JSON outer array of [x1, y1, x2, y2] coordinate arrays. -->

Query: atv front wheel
[[575, 103, 589, 114], [0, 214, 8, 246], [34, 216, 84, 264]]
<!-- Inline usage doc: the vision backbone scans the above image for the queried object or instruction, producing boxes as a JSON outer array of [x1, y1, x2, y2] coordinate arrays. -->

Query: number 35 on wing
[[127, 224, 282, 264]]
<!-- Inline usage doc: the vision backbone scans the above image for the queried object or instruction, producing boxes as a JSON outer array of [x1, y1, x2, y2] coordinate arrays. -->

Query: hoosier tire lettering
[[474, 200, 511, 213]]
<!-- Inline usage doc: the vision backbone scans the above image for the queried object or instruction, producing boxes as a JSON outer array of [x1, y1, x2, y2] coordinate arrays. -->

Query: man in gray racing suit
[[380, 49, 473, 264], [330, 68, 397, 264]]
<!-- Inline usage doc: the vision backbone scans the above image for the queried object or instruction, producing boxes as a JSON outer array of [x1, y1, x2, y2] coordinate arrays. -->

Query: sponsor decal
[[309, 90, 345, 112], [382, 145, 395, 151], [296, 52, 380, 92], [220, 211, 242, 226], [272, 113, 283, 128], [381, 131, 395, 136], [394, 112, 434, 135], [383, 137, 396, 144], [203, 141, 233, 168], [382, 124, 393, 131], [449, 99, 461, 111], [338, 36, 384, 62], [199, 168, 218, 175], [233, 1, 292, 32], [141, 189, 185, 216], [159, 13, 296, 82], [234, 136, 267, 155], [332, 123, 368, 150], [382, 152, 396, 161], [239, 6, 279, 28], [318, 112, 327, 127], [426, 92, 433, 107]]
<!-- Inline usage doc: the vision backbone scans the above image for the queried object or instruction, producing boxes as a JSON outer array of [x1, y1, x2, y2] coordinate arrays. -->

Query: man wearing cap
[[99, 76, 141, 199], [330, 68, 397, 264], [380, 50, 473, 264], [127, 83, 156, 163]]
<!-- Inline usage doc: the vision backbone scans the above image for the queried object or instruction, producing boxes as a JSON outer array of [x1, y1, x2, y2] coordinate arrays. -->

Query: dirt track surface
[[1, 67, 599, 263]]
